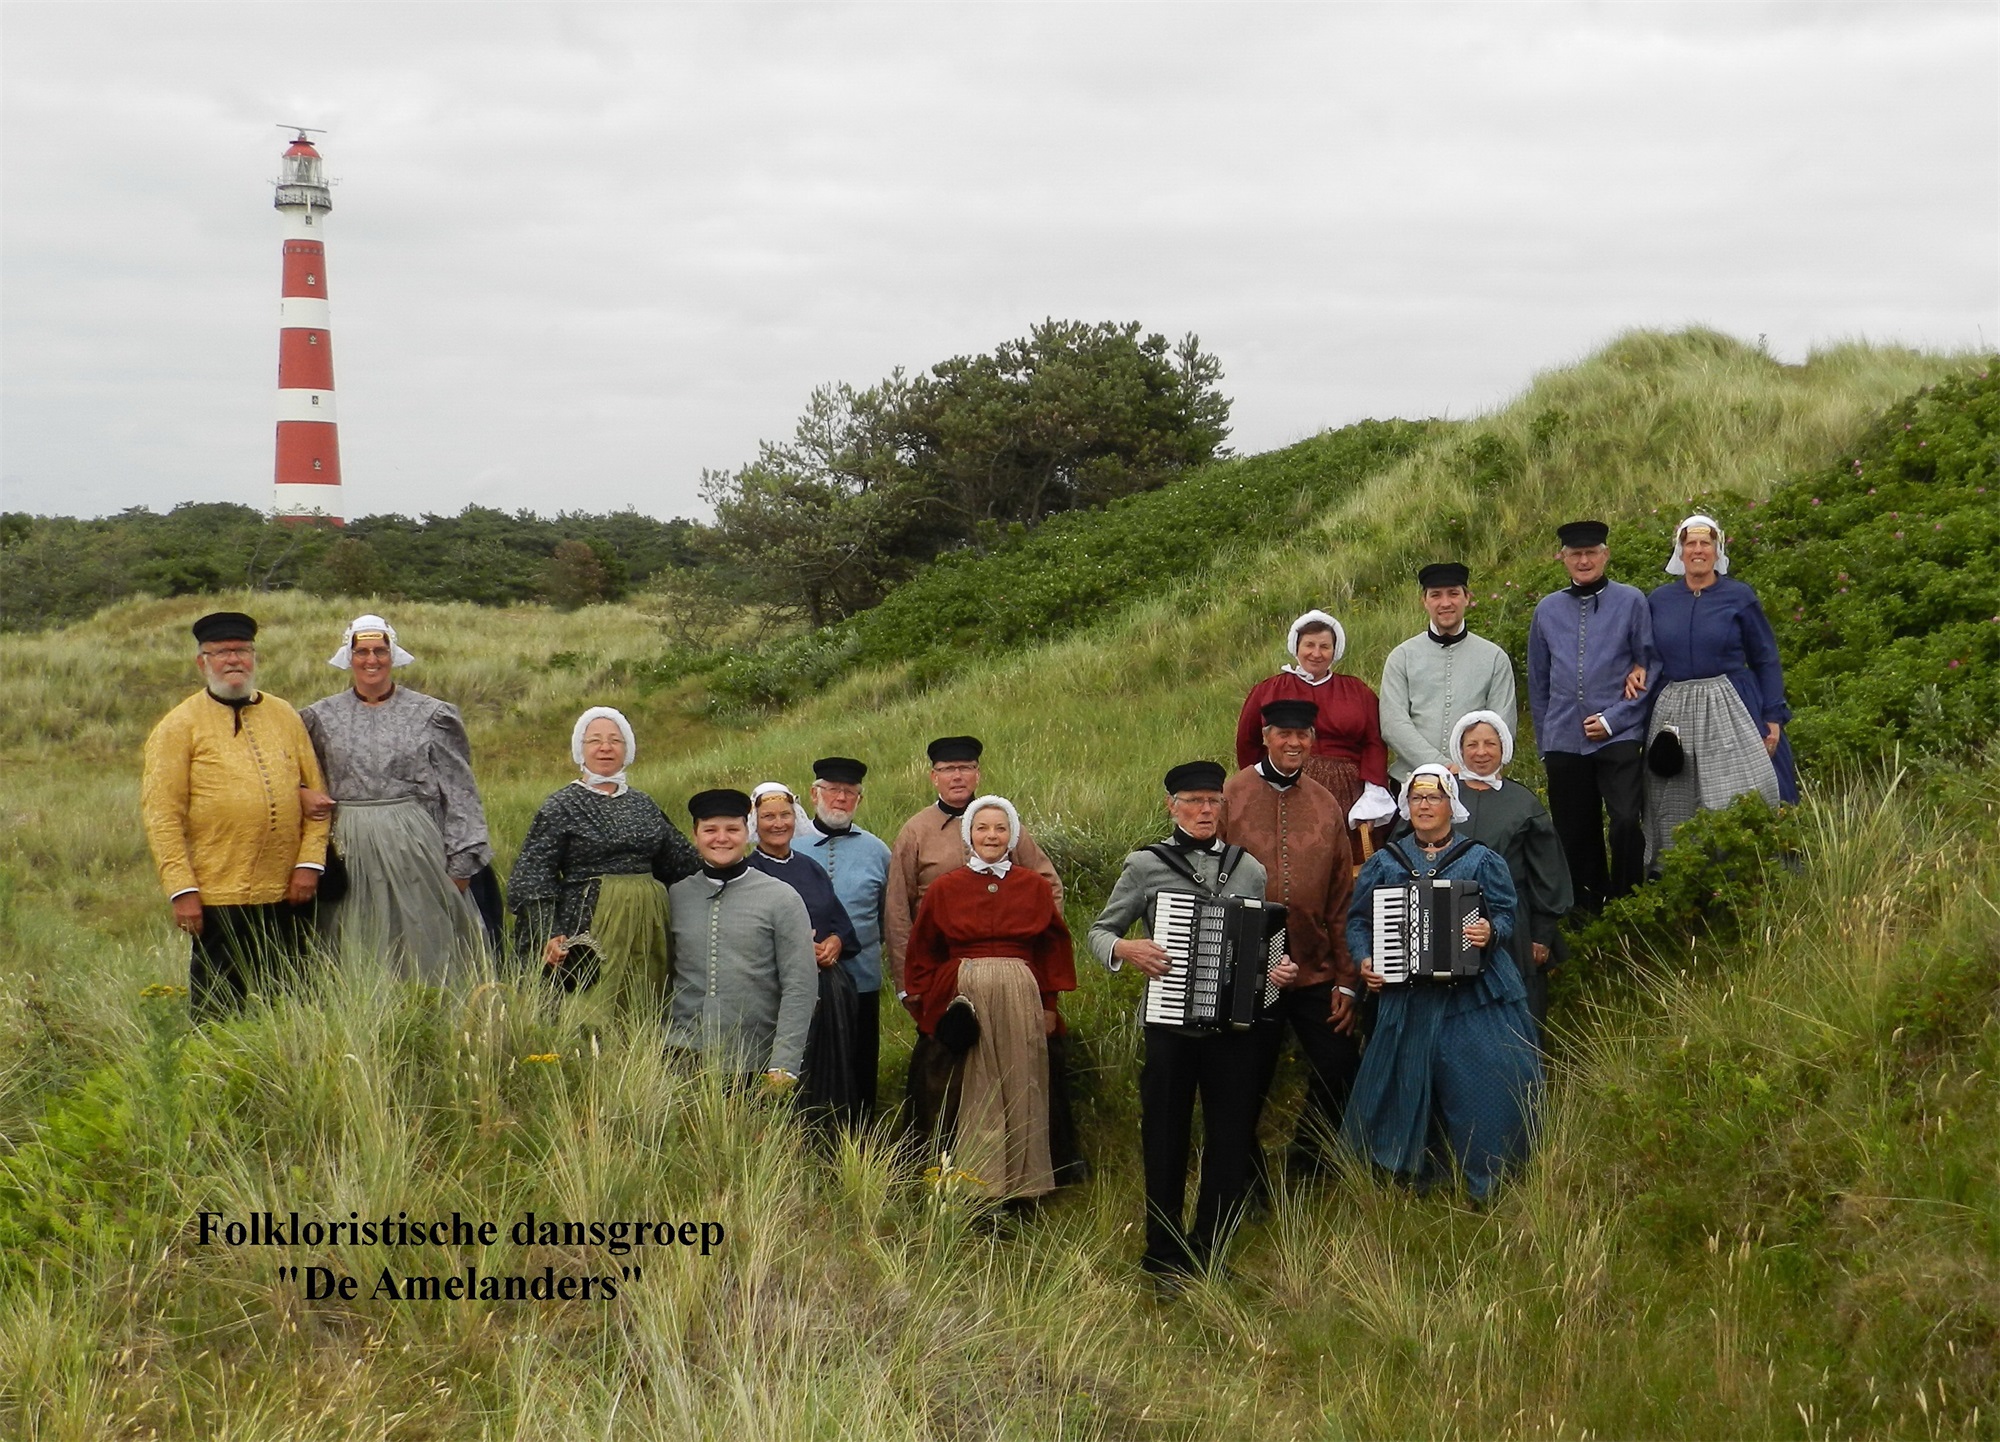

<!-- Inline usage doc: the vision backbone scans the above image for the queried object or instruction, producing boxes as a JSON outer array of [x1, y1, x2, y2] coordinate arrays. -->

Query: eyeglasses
[[200, 646, 256, 660], [1172, 796, 1225, 810], [930, 764, 978, 777], [814, 783, 861, 799]]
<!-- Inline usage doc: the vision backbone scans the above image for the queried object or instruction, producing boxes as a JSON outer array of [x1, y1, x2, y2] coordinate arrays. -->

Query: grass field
[[3, 330, 1995, 1439]]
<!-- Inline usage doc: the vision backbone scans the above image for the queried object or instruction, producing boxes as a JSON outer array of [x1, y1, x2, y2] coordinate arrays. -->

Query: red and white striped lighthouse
[[272, 128, 343, 521]]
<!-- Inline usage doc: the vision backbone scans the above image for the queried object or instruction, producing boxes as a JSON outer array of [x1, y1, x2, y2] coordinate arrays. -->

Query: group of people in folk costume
[[140, 512, 1795, 1286]]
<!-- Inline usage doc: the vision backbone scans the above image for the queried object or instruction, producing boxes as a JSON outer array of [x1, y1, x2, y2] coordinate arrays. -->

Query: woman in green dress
[[508, 707, 700, 1028]]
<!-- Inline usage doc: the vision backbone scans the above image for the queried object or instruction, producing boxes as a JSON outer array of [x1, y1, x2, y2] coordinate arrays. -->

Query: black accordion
[[1370, 879, 1486, 984], [1142, 889, 1285, 1031]]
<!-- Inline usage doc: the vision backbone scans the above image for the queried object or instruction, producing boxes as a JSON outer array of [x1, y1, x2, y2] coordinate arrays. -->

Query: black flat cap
[[687, 788, 753, 822], [191, 611, 258, 645], [812, 756, 868, 785], [927, 736, 983, 764], [1164, 760, 1227, 794], [1417, 562, 1470, 589], [1556, 520, 1610, 548], [1260, 699, 1319, 729]]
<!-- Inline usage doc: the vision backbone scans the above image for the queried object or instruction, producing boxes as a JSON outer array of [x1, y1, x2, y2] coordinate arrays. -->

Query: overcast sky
[[3, 2, 1995, 522]]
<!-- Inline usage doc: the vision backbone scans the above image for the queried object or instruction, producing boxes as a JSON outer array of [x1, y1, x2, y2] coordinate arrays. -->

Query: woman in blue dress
[[1341, 765, 1542, 1203], [1643, 513, 1793, 864]]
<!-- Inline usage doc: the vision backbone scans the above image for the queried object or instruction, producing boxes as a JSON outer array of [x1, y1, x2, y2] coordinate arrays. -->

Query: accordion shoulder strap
[[1145, 842, 1248, 894]]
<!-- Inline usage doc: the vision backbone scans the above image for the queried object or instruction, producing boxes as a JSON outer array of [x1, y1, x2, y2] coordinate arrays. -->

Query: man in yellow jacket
[[141, 612, 330, 1015]]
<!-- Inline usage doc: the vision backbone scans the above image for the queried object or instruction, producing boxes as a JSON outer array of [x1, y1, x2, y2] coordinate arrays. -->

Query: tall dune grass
[[5, 762, 1994, 1438]]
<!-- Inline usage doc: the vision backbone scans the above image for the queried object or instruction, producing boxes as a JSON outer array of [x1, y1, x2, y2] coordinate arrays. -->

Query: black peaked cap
[[927, 735, 983, 764], [1164, 760, 1227, 794], [192, 611, 258, 645], [688, 788, 753, 822], [1417, 561, 1470, 589], [812, 756, 868, 785], [1260, 699, 1319, 729], [1556, 520, 1610, 548]]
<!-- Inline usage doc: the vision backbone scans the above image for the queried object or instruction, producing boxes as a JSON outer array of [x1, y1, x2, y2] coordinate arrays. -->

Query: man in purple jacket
[[1527, 520, 1656, 910]]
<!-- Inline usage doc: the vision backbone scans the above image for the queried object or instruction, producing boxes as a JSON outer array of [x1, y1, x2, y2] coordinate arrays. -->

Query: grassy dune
[[3, 330, 1995, 1439]]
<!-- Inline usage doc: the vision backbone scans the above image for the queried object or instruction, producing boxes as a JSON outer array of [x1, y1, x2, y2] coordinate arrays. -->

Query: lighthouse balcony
[[274, 184, 332, 210]]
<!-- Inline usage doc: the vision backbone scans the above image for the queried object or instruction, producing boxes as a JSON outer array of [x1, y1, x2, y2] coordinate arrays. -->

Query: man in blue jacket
[[796, 755, 893, 1120], [1527, 520, 1656, 910]]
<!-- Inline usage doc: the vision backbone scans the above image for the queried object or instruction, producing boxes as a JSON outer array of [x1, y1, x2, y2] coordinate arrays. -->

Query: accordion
[[1370, 880, 1486, 984], [1142, 889, 1285, 1031]]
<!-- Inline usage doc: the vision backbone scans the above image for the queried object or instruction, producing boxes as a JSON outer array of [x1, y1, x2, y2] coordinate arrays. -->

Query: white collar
[[570, 774, 629, 799], [1280, 665, 1333, 686], [967, 855, 1013, 879], [1461, 770, 1505, 791]]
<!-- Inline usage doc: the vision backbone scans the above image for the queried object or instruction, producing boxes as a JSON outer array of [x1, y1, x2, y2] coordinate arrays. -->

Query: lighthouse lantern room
[[272, 128, 344, 522]]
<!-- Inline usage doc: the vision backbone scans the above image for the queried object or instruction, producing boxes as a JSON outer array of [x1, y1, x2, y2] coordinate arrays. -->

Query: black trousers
[[1047, 1030, 1088, 1185], [852, 988, 881, 1121], [1140, 1023, 1270, 1274], [1254, 982, 1362, 1175], [189, 902, 315, 1019], [1543, 743, 1645, 911]]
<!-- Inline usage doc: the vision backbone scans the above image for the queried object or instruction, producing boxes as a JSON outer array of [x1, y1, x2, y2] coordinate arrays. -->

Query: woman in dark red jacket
[[1235, 609, 1396, 850], [904, 794, 1075, 1204]]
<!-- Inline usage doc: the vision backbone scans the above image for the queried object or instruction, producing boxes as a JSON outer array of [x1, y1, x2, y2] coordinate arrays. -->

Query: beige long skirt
[[952, 956, 1055, 1203]]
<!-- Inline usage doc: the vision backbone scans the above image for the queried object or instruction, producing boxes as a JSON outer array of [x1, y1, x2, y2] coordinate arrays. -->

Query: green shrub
[[1731, 362, 2000, 769], [704, 418, 1436, 714], [1558, 794, 1803, 999]]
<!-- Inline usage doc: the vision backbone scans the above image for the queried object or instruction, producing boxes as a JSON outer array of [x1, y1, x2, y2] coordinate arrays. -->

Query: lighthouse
[[272, 129, 343, 522]]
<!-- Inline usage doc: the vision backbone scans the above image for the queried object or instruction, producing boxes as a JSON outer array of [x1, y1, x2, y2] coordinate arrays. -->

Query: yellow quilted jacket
[[141, 690, 330, 904]]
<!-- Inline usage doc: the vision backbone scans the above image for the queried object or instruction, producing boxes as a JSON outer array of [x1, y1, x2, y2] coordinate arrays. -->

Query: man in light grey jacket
[[1091, 760, 1296, 1288], [1378, 561, 1517, 788], [668, 788, 818, 1082]]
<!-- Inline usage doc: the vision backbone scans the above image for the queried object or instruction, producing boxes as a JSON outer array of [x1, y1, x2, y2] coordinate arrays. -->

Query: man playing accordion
[[1089, 760, 1298, 1290], [1341, 764, 1542, 1204]]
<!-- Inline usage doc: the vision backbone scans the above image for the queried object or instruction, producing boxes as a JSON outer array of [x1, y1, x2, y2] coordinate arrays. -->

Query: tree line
[[1, 319, 1230, 634]]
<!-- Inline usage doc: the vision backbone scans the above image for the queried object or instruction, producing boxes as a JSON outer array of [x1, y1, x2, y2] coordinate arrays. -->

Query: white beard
[[205, 672, 256, 701]]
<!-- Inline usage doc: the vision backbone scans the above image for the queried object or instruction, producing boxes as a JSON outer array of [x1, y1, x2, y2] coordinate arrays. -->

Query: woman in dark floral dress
[[508, 706, 700, 1027]]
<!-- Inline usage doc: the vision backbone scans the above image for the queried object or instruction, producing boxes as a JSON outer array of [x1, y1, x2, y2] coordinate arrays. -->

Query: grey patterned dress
[[507, 786, 702, 963], [301, 687, 492, 879], [303, 686, 492, 979]]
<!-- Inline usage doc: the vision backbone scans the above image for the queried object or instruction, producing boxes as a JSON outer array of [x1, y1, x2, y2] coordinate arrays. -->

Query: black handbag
[[1647, 727, 1686, 778], [545, 933, 603, 993], [935, 996, 981, 1055], [316, 843, 350, 905]]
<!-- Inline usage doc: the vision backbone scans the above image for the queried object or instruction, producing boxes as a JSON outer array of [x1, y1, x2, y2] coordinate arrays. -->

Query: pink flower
[[1867, 488, 1876, 495], [1948, 659, 1961, 669], [1812, 498, 1822, 506], [1935, 523, 1944, 531], [1894, 531, 1905, 540], [1837, 572, 1849, 581]]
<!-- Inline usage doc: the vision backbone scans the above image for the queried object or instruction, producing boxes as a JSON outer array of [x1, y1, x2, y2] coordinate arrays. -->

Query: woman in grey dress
[[508, 707, 701, 1030], [302, 614, 489, 983]]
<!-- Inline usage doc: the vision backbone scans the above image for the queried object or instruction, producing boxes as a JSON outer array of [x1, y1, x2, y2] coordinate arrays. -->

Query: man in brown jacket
[[1222, 698, 1358, 1178]]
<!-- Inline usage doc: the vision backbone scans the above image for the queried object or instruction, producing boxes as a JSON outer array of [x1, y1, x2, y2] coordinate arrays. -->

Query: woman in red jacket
[[904, 795, 1076, 1205], [1235, 609, 1396, 852]]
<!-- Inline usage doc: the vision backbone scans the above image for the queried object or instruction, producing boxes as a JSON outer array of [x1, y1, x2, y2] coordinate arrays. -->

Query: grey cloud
[[3, 2, 1994, 520]]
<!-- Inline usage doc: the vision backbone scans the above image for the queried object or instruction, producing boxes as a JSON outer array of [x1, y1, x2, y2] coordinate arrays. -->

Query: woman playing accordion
[[1341, 765, 1542, 1203]]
